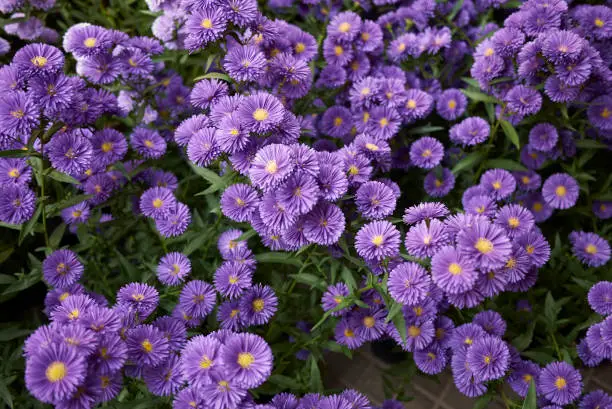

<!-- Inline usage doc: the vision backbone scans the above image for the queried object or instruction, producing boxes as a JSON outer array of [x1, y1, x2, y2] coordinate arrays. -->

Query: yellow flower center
[[365, 143, 378, 151], [265, 159, 278, 174], [101, 376, 110, 388], [253, 108, 269, 121], [448, 262, 462, 275], [201, 18, 213, 28], [435, 179, 442, 187], [533, 202, 543, 212], [555, 185, 567, 197], [360, 87, 370, 96], [413, 306, 423, 316], [101, 142, 113, 153], [237, 352, 255, 368], [132, 293, 144, 301], [334, 117, 343, 127], [10, 109, 24, 119], [351, 61, 360, 71], [371, 235, 384, 246], [406, 99, 417, 109], [379, 117, 389, 127], [484, 355, 492, 364], [555, 376, 567, 390], [585, 244, 598, 255], [128, 58, 138, 68], [492, 181, 502, 190], [526, 245, 535, 254], [45, 362, 67, 382], [153, 198, 163, 208], [484, 48, 494, 57], [84, 37, 97, 48], [334, 46, 344, 56], [421, 149, 432, 158], [333, 296, 343, 304], [464, 337, 472, 345], [522, 374, 532, 383], [229, 308, 239, 318], [338, 22, 351, 33], [427, 352, 436, 360], [68, 309, 80, 320], [252, 298, 265, 312], [144, 139, 154, 148], [363, 316, 375, 328], [506, 257, 516, 268], [8, 168, 19, 178], [59, 292, 70, 301], [295, 42, 305, 53], [31, 56, 48, 67], [508, 217, 520, 228], [594, 17, 604, 28], [521, 176, 530, 184], [408, 325, 421, 337], [218, 380, 230, 390], [141, 340, 153, 353], [447, 99, 457, 109], [397, 43, 406, 52], [344, 328, 354, 338], [348, 165, 359, 175], [475, 238, 494, 254]]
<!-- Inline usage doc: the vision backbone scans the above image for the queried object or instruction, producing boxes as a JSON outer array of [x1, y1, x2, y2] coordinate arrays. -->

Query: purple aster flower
[[367, 106, 400, 140], [90, 333, 127, 375], [328, 11, 362, 43], [220, 332, 272, 388], [200, 370, 247, 409], [156, 202, 191, 238], [431, 246, 477, 295], [187, 127, 221, 167], [414, 343, 448, 375], [214, 261, 253, 299], [410, 136, 444, 169], [394, 318, 435, 352], [577, 337, 604, 368], [321, 283, 350, 317], [322, 38, 353, 67], [0, 185, 35, 225], [303, 203, 345, 246], [502, 245, 531, 283], [317, 65, 347, 88], [191, 79, 229, 110], [466, 335, 509, 382], [522, 192, 554, 222], [317, 164, 348, 202], [239, 284, 277, 326], [355, 220, 401, 261], [143, 354, 182, 396], [217, 229, 249, 260], [508, 360, 540, 397], [449, 117, 490, 146], [218, 300, 243, 331], [125, 324, 170, 368], [355, 181, 396, 220], [586, 322, 612, 359], [480, 168, 516, 200], [514, 171, 542, 192], [579, 390, 612, 409], [237, 92, 284, 134], [404, 219, 449, 259], [175, 115, 209, 147], [457, 220, 512, 270], [387, 262, 431, 306], [154, 316, 187, 352], [340, 389, 370, 409], [217, 115, 249, 154], [220, 183, 259, 222], [528, 123, 558, 153], [588, 281, 612, 315], [224, 44, 266, 82], [117, 283, 159, 319], [400, 89, 434, 122], [131, 127, 166, 159], [593, 201, 612, 220], [538, 362, 583, 405], [174, 386, 207, 409], [588, 95, 612, 131], [42, 249, 83, 288], [569, 231, 611, 268], [249, 144, 295, 191], [450, 323, 486, 352], [45, 130, 92, 176], [63, 24, 112, 57], [25, 343, 87, 404], [82, 305, 120, 334], [352, 308, 387, 342], [494, 204, 534, 238], [541, 29, 584, 63], [185, 8, 227, 51], [13, 43, 64, 76], [258, 190, 296, 234], [473, 310, 506, 337], [505, 85, 542, 117], [53, 324, 97, 356], [319, 106, 353, 139], [157, 252, 191, 286], [335, 317, 365, 350], [436, 89, 467, 121], [277, 172, 320, 216], [180, 335, 222, 387], [542, 173, 579, 209], [140, 187, 177, 219], [477, 267, 509, 298], [402, 202, 449, 225], [90, 129, 127, 166], [0, 158, 31, 187], [423, 168, 455, 197], [179, 280, 216, 319], [465, 194, 498, 218]]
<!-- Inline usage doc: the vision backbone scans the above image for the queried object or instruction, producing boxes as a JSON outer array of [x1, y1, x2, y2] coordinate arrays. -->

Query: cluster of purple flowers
[[470, 1, 611, 137], [578, 281, 612, 369], [0, 0, 59, 51]]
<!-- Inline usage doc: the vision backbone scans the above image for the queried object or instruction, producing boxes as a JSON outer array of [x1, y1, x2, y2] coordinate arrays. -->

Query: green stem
[[39, 153, 50, 249]]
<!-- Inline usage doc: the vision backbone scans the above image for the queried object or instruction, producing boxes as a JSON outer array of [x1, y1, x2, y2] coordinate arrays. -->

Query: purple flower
[[494, 204, 534, 238], [46, 130, 92, 176], [320, 106, 353, 138], [91, 129, 128, 166], [514, 171, 541, 192], [125, 324, 169, 367], [335, 318, 365, 350], [456, 220, 512, 270], [188, 127, 221, 167], [395, 319, 435, 352], [131, 127, 166, 159], [505, 85, 542, 116], [224, 45, 266, 82], [140, 187, 177, 219], [473, 310, 506, 337], [593, 201, 612, 220], [579, 390, 612, 409], [410, 136, 444, 169], [199, 371, 247, 409], [541, 29, 584, 63], [117, 283, 159, 319], [466, 335, 509, 382], [180, 335, 222, 387], [355, 181, 396, 220], [355, 220, 401, 261], [436, 89, 467, 121], [321, 283, 350, 317], [0, 185, 35, 225], [143, 355, 182, 396], [220, 333, 273, 388], [508, 360, 540, 397], [401, 89, 434, 121], [387, 262, 431, 306], [239, 284, 277, 325], [529, 123, 558, 152], [569, 231, 611, 268], [431, 246, 477, 294], [237, 92, 284, 134], [214, 261, 253, 299], [303, 203, 345, 246], [220, 183, 260, 222], [328, 11, 362, 43], [42, 250, 83, 288], [480, 168, 516, 200], [588, 281, 612, 315], [587, 95, 612, 131], [156, 202, 191, 238], [157, 252, 191, 286], [414, 344, 448, 375], [179, 280, 216, 319], [322, 38, 353, 67], [449, 117, 490, 146], [175, 115, 209, 147], [249, 144, 295, 192], [25, 343, 87, 404], [538, 362, 583, 405], [13, 43, 64, 75], [423, 168, 455, 197], [277, 172, 320, 216], [191, 79, 229, 110], [317, 164, 348, 201], [403, 202, 449, 225], [185, 8, 227, 50], [404, 219, 449, 259], [0, 158, 31, 187], [542, 173, 579, 209]]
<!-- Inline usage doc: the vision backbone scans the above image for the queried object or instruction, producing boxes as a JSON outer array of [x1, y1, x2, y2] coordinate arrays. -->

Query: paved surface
[[325, 347, 612, 409]]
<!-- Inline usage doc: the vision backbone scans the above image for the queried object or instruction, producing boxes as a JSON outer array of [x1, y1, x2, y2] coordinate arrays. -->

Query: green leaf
[[472, 395, 492, 409], [309, 356, 324, 393], [500, 120, 521, 149], [341, 267, 358, 291], [182, 234, 208, 256], [521, 380, 536, 409], [461, 89, 499, 103], [256, 252, 303, 268], [268, 375, 300, 390], [447, 0, 464, 21], [0, 149, 30, 158], [461, 77, 481, 88], [288, 273, 326, 290], [0, 377, 13, 409], [0, 222, 21, 230], [544, 292, 557, 328], [407, 125, 445, 135], [521, 350, 555, 364], [574, 139, 607, 150], [193, 72, 231, 82], [190, 164, 226, 194], [561, 349, 573, 365], [512, 321, 535, 351], [46, 170, 80, 184], [391, 312, 407, 344], [49, 223, 66, 249], [0, 274, 16, 284], [114, 250, 139, 282], [386, 301, 403, 323], [1, 270, 41, 295], [484, 159, 527, 172], [0, 327, 31, 341], [452, 151, 484, 174], [237, 229, 257, 242], [18, 203, 42, 245]]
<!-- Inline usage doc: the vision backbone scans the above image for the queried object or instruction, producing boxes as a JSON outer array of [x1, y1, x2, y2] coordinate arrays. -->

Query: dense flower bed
[[0, 0, 611, 408]]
